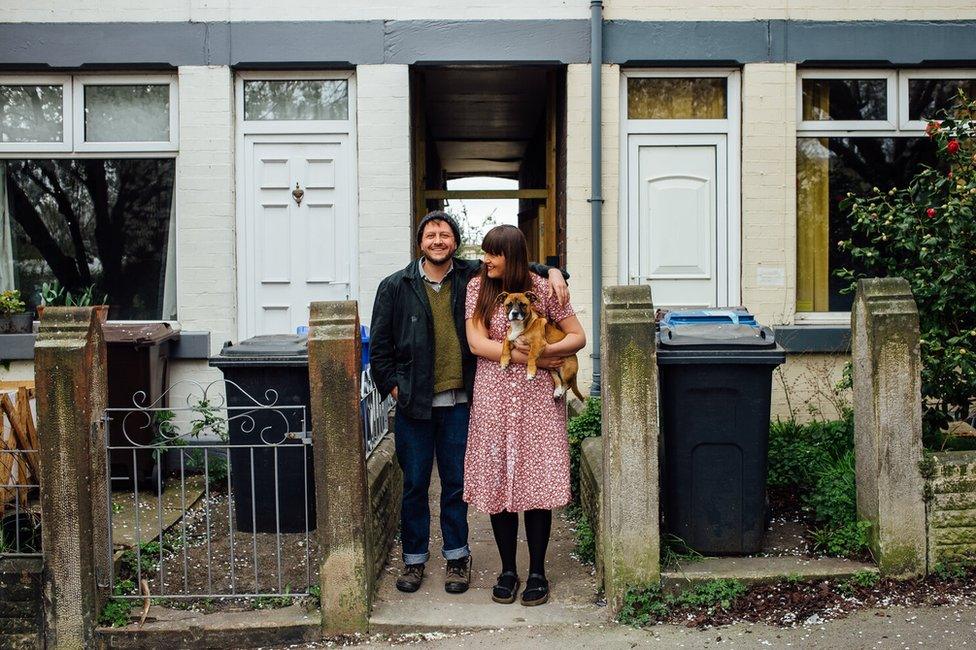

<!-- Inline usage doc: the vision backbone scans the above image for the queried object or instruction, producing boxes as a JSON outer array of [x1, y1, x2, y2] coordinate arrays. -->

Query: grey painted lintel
[[1, 20, 974, 70], [0, 329, 211, 360], [773, 325, 851, 354]]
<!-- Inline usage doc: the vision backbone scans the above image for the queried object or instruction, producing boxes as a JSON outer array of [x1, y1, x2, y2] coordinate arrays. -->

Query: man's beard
[[425, 249, 453, 265]]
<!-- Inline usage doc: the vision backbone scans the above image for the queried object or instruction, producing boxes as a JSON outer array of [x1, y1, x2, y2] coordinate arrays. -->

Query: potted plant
[[0, 289, 32, 334], [38, 281, 109, 322]]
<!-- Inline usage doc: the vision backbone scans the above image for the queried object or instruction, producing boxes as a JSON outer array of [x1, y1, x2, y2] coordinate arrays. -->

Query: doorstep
[[662, 555, 877, 591]]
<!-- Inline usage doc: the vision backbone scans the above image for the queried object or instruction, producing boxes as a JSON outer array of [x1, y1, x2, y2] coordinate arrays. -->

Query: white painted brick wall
[[6, 0, 974, 22], [355, 64, 412, 325], [741, 63, 796, 327], [566, 63, 620, 393], [175, 65, 237, 353], [770, 352, 851, 423]]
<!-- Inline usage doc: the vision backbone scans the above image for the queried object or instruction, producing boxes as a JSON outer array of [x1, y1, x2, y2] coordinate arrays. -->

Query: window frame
[[899, 69, 976, 130], [237, 70, 356, 136], [793, 68, 975, 325], [0, 74, 73, 153], [0, 73, 179, 322], [73, 74, 179, 153], [796, 69, 898, 132]]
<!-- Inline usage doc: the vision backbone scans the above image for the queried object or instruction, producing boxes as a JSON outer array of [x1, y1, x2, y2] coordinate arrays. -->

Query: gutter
[[589, 0, 604, 397]]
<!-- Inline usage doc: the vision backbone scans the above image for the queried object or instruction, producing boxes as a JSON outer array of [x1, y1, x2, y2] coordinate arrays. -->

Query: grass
[[618, 579, 747, 627]]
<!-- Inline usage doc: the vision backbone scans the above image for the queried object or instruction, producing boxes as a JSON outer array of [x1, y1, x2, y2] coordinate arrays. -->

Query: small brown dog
[[498, 291, 584, 400]]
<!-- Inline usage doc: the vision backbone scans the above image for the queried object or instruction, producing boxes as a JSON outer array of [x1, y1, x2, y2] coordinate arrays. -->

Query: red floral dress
[[463, 274, 576, 514]]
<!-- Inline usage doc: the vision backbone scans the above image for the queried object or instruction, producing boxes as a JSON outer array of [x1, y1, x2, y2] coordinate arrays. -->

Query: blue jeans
[[395, 403, 470, 564]]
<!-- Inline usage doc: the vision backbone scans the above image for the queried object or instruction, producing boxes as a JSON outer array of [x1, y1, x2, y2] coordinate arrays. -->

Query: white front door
[[628, 134, 729, 308], [243, 135, 353, 336]]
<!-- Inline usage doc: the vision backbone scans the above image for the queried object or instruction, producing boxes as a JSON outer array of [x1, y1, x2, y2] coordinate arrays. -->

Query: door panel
[[245, 137, 352, 336], [629, 135, 727, 308]]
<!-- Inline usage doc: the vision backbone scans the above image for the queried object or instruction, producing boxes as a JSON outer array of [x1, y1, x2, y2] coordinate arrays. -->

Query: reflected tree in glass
[[4, 159, 175, 319], [244, 80, 349, 121]]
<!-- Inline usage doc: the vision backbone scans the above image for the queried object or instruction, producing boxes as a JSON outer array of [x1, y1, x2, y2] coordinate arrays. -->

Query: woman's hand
[[509, 348, 564, 369], [513, 337, 545, 357]]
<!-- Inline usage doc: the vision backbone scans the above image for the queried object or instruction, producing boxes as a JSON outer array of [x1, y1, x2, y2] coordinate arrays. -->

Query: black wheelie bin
[[657, 309, 786, 555]]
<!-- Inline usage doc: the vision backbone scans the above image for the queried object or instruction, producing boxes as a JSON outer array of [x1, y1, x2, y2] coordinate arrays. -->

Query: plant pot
[[36, 304, 110, 322], [0, 312, 32, 334]]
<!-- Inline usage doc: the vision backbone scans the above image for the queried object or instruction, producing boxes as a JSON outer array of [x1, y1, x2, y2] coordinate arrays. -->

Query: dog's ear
[[525, 291, 540, 304], [496, 292, 509, 304]]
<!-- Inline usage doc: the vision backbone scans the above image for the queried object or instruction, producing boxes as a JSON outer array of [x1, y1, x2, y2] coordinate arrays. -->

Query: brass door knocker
[[292, 182, 305, 206]]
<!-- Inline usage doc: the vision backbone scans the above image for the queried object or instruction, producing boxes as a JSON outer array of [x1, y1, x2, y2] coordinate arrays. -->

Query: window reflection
[[2, 159, 176, 319], [244, 80, 349, 121], [796, 137, 938, 312], [627, 78, 727, 119], [908, 79, 976, 121], [801, 79, 888, 121], [0, 85, 63, 143]]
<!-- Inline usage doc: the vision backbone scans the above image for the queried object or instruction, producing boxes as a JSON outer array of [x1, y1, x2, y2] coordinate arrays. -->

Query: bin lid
[[103, 322, 179, 346], [659, 308, 777, 349], [217, 334, 308, 358]]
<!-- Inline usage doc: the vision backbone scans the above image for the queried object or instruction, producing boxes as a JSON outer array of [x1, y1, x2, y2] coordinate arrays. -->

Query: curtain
[[0, 163, 15, 292], [161, 177, 177, 320], [796, 86, 831, 312]]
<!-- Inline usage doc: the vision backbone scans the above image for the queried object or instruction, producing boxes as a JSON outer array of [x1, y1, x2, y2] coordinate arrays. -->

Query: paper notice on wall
[[756, 266, 786, 287]]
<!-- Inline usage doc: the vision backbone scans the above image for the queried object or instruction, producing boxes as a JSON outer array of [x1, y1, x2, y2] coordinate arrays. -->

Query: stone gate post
[[852, 278, 927, 577], [307, 301, 371, 635], [600, 285, 660, 610], [34, 307, 108, 649]]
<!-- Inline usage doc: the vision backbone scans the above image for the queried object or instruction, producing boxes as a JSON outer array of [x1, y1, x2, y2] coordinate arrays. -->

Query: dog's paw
[[500, 358, 510, 369], [553, 386, 566, 399], [526, 371, 536, 380]]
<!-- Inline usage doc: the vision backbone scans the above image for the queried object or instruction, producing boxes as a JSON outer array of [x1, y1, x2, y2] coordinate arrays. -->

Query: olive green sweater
[[424, 278, 464, 394]]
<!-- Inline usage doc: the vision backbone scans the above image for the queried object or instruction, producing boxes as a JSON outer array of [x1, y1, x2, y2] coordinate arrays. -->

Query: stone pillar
[[852, 278, 927, 577], [307, 301, 370, 634], [34, 307, 107, 649], [600, 285, 660, 610]]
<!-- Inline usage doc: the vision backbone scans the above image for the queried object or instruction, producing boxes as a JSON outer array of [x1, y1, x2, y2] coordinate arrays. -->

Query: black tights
[[489, 509, 552, 577]]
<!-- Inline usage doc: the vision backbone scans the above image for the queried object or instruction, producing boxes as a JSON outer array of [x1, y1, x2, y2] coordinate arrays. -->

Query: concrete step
[[662, 555, 877, 591]]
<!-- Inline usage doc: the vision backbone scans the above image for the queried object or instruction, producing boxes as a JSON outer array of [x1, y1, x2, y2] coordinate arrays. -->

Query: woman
[[464, 225, 586, 606]]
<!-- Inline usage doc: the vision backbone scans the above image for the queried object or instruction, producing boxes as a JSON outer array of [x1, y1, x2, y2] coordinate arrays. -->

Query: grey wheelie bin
[[210, 335, 315, 534], [657, 309, 786, 555]]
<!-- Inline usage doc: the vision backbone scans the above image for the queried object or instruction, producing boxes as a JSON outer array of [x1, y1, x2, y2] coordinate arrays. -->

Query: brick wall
[[176, 66, 237, 353], [366, 433, 402, 591], [355, 64, 413, 326], [0, 558, 43, 650], [566, 63, 620, 392], [927, 451, 976, 571], [579, 435, 604, 584], [741, 62, 797, 328]]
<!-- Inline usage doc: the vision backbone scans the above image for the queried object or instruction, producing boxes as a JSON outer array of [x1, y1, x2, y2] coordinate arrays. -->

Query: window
[[243, 79, 348, 121], [0, 76, 72, 152], [794, 70, 969, 316], [627, 77, 727, 120], [0, 74, 178, 320]]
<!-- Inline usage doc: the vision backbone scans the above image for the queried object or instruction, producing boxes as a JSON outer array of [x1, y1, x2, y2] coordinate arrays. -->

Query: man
[[369, 210, 568, 594]]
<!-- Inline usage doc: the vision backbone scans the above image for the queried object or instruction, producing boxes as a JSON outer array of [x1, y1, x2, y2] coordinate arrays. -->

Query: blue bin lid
[[659, 308, 776, 349]]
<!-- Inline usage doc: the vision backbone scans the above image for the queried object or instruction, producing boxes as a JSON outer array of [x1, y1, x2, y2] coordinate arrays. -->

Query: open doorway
[[410, 66, 566, 265]]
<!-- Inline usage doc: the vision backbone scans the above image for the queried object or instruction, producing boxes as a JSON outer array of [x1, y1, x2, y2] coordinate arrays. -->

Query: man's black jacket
[[369, 258, 563, 420]]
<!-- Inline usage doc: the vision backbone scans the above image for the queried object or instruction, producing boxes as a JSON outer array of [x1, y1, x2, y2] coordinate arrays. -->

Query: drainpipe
[[588, 0, 604, 397]]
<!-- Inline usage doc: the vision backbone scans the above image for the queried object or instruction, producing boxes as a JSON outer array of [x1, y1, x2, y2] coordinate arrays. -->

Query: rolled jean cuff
[[443, 545, 470, 561], [403, 551, 430, 565]]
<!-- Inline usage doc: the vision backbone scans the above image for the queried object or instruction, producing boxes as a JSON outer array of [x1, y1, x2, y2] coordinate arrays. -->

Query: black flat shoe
[[520, 573, 549, 606], [491, 571, 520, 604]]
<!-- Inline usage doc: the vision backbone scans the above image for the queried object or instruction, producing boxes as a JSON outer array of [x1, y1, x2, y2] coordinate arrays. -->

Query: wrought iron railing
[[361, 368, 394, 456], [102, 379, 314, 601]]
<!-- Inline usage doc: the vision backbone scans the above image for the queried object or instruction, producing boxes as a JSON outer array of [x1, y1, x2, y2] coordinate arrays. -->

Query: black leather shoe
[[445, 556, 472, 594], [396, 563, 425, 593]]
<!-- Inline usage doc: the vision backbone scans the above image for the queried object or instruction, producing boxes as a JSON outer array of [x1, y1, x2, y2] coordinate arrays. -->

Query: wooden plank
[[0, 380, 35, 390], [545, 71, 558, 261], [423, 189, 548, 200], [1, 393, 37, 482], [17, 387, 38, 455]]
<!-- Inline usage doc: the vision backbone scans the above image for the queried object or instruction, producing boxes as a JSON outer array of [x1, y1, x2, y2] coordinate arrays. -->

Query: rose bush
[[837, 92, 976, 443]]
